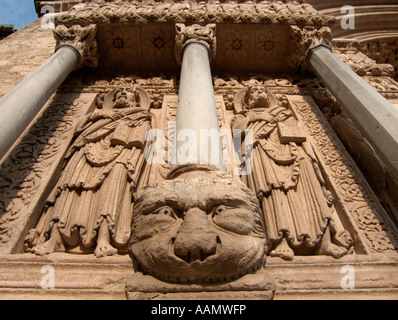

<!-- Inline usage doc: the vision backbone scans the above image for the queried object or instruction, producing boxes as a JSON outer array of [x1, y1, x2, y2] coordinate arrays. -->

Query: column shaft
[[0, 45, 81, 160], [175, 42, 225, 171], [307, 44, 398, 179]]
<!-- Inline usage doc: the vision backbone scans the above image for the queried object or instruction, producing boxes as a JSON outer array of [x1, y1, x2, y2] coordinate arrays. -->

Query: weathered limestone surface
[[0, 253, 133, 300], [0, 19, 55, 98], [0, 254, 397, 300]]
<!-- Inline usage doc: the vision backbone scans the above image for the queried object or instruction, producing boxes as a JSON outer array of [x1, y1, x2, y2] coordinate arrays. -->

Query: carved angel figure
[[25, 85, 152, 257], [232, 80, 353, 260]]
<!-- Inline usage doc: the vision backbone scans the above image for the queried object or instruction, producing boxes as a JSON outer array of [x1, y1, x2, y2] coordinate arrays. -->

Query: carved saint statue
[[129, 165, 267, 283], [25, 85, 152, 257], [232, 80, 353, 260]]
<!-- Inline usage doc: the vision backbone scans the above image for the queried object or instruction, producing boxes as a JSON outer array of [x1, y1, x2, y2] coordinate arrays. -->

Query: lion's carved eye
[[154, 206, 178, 219], [211, 204, 254, 235], [213, 205, 228, 216]]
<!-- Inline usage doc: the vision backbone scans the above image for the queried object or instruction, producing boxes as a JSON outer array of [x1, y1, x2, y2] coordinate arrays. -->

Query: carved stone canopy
[[53, 1, 334, 73]]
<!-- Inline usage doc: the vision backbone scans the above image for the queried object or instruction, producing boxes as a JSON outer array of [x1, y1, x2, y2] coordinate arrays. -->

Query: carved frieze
[[57, 1, 335, 27], [333, 45, 395, 78], [51, 1, 336, 73], [359, 38, 398, 79]]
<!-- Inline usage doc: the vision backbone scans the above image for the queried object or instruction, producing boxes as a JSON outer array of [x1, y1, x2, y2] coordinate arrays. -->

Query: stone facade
[[0, 0, 398, 300]]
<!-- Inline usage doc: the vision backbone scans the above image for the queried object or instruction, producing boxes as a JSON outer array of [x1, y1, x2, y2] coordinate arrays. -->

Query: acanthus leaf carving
[[175, 23, 216, 65], [287, 26, 332, 69], [57, 1, 335, 27], [53, 24, 99, 68]]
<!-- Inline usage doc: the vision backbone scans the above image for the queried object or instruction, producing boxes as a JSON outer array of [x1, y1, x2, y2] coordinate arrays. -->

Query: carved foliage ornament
[[175, 23, 216, 65], [53, 24, 99, 68], [58, 1, 335, 27], [288, 26, 332, 69]]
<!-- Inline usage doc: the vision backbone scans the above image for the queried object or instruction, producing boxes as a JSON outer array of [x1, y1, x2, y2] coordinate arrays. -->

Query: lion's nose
[[173, 208, 219, 263]]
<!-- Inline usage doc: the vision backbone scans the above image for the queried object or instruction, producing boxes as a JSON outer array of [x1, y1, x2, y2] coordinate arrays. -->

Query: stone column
[[307, 44, 398, 180], [174, 24, 225, 171], [0, 24, 97, 161]]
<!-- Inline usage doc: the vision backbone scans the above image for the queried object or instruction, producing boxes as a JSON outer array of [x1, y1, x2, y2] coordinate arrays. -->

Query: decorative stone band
[[56, 1, 335, 28]]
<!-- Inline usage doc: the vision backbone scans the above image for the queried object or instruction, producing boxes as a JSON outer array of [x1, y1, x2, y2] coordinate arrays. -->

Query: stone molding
[[56, 0, 335, 27], [0, 253, 397, 299]]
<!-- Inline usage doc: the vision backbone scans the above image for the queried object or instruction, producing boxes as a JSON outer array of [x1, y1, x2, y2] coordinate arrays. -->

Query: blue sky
[[0, 0, 38, 30]]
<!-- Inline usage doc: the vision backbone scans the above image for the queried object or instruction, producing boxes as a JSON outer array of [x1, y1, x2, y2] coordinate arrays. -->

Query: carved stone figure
[[25, 84, 152, 257], [232, 80, 353, 260], [128, 165, 267, 283]]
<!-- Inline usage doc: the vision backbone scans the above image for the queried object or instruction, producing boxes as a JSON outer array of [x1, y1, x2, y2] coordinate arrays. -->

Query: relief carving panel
[[24, 85, 153, 257], [288, 95, 398, 254], [214, 24, 290, 74], [232, 81, 353, 261], [0, 93, 97, 254]]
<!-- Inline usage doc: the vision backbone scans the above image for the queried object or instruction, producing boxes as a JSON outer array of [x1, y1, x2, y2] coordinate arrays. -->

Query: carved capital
[[53, 24, 98, 69], [175, 23, 216, 65], [287, 26, 332, 70]]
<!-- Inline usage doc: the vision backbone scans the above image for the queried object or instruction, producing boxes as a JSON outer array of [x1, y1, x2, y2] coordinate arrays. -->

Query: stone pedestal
[[125, 269, 275, 300]]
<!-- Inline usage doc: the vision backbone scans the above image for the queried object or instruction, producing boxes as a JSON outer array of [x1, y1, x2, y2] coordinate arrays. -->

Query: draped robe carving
[[232, 81, 353, 260], [25, 85, 152, 257]]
